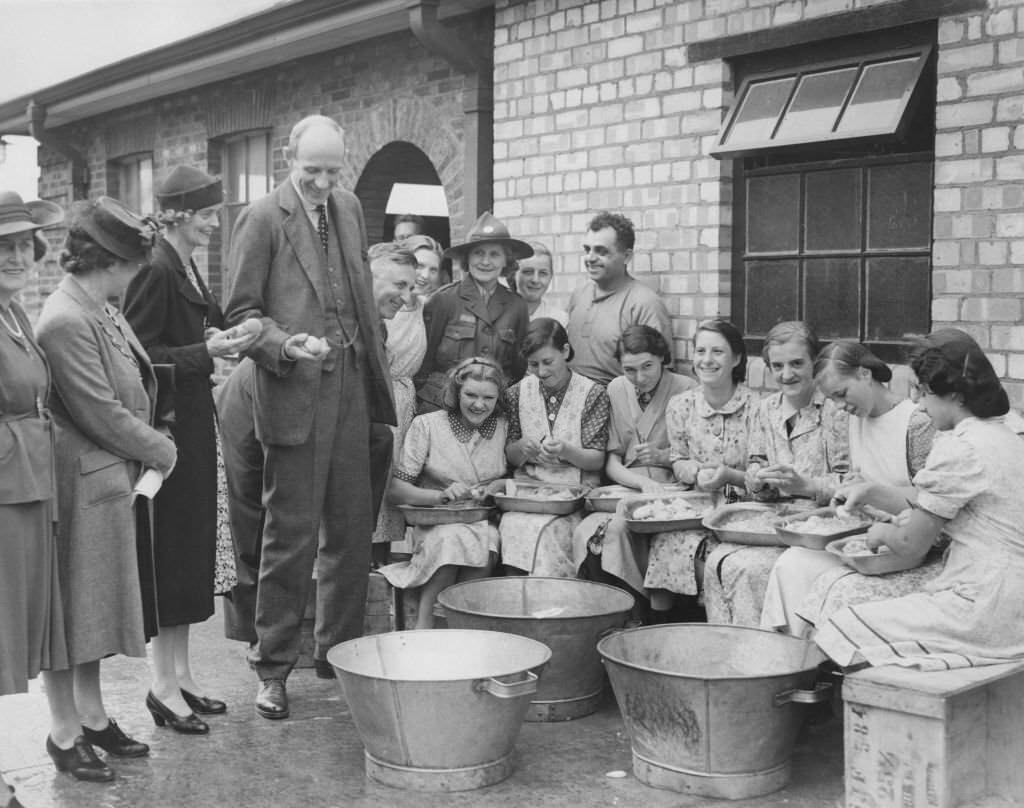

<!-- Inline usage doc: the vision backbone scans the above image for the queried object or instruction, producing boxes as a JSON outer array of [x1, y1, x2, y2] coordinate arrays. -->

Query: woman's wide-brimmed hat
[[0, 190, 64, 237], [71, 196, 158, 262], [156, 165, 223, 213], [443, 211, 533, 262]]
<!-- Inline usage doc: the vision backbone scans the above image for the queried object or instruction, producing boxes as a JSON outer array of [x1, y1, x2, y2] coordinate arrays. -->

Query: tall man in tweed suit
[[223, 114, 395, 719]]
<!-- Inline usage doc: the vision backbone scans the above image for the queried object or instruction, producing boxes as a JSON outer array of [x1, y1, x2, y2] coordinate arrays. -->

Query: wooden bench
[[841, 661, 1024, 808]]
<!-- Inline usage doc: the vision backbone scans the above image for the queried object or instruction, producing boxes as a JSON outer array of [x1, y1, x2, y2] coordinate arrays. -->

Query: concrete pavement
[[2, 600, 845, 808]]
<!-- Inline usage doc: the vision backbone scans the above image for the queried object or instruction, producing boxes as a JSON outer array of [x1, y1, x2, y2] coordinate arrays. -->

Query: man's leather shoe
[[46, 735, 115, 782], [313, 659, 336, 680], [82, 719, 150, 757], [255, 678, 289, 719]]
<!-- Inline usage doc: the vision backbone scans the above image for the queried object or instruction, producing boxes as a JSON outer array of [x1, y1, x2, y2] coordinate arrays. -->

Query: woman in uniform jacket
[[36, 197, 177, 782], [415, 212, 531, 412], [0, 190, 67, 807], [123, 167, 259, 730]]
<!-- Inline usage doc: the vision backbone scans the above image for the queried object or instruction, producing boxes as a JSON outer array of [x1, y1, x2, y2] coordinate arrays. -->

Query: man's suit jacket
[[223, 180, 396, 446]]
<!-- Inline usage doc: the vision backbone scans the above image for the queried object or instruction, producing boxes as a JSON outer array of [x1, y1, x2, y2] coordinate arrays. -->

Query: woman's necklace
[[0, 305, 29, 352]]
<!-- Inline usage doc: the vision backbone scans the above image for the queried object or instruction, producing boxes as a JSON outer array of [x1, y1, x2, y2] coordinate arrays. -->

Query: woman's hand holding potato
[[206, 317, 262, 358], [695, 464, 729, 491]]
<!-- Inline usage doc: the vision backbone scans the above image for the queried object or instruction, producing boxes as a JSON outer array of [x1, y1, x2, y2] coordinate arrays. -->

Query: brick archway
[[344, 96, 463, 245]]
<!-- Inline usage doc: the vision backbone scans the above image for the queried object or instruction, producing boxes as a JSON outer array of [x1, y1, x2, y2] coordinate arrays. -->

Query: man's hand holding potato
[[282, 333, 330, 362]]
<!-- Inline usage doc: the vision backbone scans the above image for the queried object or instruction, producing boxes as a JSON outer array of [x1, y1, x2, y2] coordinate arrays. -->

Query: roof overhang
[[0, 0, 492, 134]]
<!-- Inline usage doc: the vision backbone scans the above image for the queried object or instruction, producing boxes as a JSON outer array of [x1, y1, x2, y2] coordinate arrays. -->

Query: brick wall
[[492, 0, 1024, 404], [25, 25, 471, 322]]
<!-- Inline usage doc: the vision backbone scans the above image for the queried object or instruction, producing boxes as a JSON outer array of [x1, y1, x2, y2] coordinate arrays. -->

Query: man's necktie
[[316, 204, 329, 252]]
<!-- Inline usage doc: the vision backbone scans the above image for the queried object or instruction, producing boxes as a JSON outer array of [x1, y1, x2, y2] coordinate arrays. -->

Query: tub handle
[[475, 671, 539, 699], [774, 681, 832, 706]]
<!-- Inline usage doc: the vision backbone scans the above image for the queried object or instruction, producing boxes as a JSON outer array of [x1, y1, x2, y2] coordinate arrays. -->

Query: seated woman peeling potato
[[377, 358, 509, 629], [501, 319, 609, 576], [570, 325, 695, 599], [815, 333, 1024, 671]]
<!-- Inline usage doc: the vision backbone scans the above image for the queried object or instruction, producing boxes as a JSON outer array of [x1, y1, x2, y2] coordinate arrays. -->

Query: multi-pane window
[[736, 156, 932, 362], [114, 154, 154, 216], [210, 130, 272, 297], [719, 27, 936, 362]]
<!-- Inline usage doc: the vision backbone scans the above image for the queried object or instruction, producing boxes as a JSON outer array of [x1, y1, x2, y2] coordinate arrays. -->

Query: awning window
[[712, 46, 931, 158]]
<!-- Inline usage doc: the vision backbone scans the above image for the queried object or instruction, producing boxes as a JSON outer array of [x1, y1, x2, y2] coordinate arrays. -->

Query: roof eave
[[0, 0, 491, 134]]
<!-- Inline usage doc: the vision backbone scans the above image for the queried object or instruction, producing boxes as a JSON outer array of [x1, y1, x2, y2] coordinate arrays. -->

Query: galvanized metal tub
[[597, 624, 829, 800], [327, 630, 551, 791], [438, 577, 634, 721]]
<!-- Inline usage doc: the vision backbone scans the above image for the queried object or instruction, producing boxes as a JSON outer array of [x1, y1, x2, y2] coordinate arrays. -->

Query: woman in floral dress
[[703, 322, 849, 627], [816, 332, 1024, 671], [761, 340, 936, 636], [645, 319, 758, 617], [378, 358, 508, 628], [502, 318, 609, 576]]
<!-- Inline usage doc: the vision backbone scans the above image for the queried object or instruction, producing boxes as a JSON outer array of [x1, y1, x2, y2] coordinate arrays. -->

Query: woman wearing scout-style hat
[[0, 190, 65, 808], [35, 197, 179, 783], [122, 166, 260, 735], [415, 212, 533, 412]]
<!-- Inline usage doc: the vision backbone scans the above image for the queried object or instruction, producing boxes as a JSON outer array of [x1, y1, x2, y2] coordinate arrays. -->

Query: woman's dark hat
[[156, 165, 223, 212], [72, 197, 158, 262], [0, 191, 64, 236], [443, 212, 533, 262]]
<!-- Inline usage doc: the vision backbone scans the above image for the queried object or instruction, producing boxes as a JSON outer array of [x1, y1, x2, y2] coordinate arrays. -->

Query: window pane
[[746, 174, 800, 253], [246, 134, 270, 202], [726, 77, 794, 145], [804, 258, 860, 339], [226, 140, 245, 200], [865, 257, 930, 341], [138, 157, 154, 215], [837, 57, 921, 134], [744, 260, 799, 335], [805, 168, 861, 252], [867, 162, 932, 250], [775, 67, 857, 140], [119, 162, 139, 213]]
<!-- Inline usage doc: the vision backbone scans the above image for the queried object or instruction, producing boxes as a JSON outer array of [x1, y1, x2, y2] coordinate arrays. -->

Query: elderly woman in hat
[[36, 197, 178, 782], [415, 212, 531, 412], [0, 191, 67, 808], [123, 166, 258, 728]]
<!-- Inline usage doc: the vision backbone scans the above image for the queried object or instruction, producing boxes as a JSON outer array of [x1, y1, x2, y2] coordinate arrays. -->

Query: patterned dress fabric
[[816, 417, 1024, 671], [644, 384, 759, 595], [703, 391, 850, 626], [377, 410, 507, 589]]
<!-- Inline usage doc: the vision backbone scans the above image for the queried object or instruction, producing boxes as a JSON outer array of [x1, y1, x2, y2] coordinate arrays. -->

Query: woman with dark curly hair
[[378, 357, 510, 628], [815, 330, 1024, 671], [36, 198, 178, 781]]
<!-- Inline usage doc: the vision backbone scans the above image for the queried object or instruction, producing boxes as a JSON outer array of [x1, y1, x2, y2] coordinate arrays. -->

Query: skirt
[[0, 500, 68, 694]]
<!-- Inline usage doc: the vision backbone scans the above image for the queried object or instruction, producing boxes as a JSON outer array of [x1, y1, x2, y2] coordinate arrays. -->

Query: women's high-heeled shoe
[[145, 691, 209, 735], [45, 735, 115, 782], [82, 719, 150, 757], [181, 689, 227, 715]]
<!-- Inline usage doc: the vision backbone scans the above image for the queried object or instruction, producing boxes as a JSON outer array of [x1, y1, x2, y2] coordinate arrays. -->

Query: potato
[[303, 335, 329, 355]]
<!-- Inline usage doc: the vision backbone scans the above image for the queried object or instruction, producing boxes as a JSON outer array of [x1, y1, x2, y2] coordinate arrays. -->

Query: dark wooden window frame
[[733, 151, 934, 364]]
